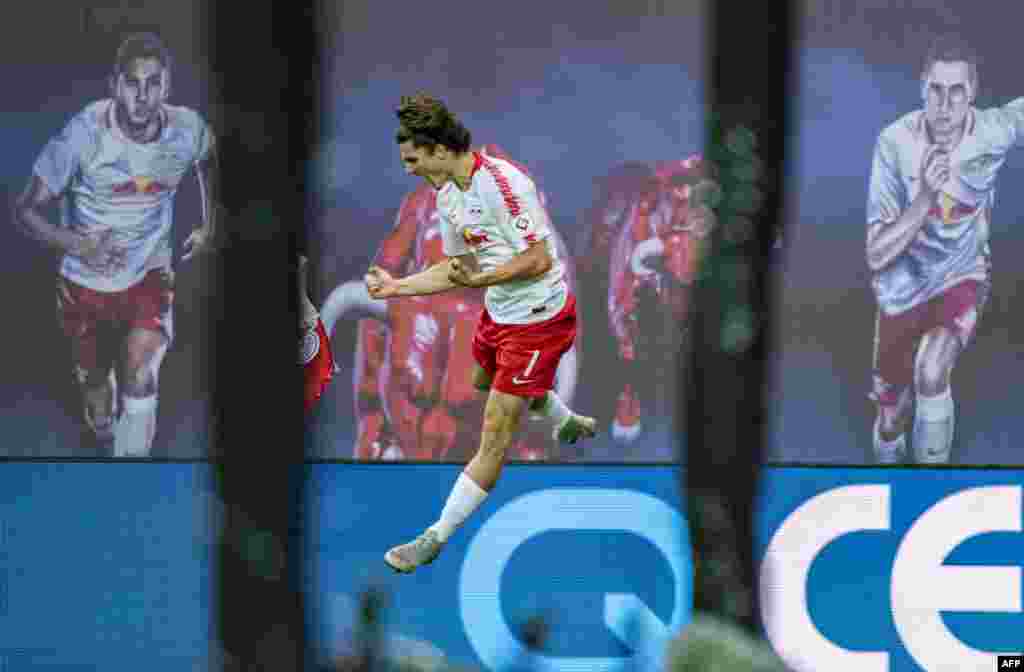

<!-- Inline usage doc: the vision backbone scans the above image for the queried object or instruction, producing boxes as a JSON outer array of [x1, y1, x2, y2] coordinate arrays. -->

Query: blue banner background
[[310, 463, 692, 670]]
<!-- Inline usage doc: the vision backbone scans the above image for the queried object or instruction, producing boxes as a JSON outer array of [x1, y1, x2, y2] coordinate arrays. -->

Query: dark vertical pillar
[[684, 0, 798, 636], [210, 1, 316, 669]]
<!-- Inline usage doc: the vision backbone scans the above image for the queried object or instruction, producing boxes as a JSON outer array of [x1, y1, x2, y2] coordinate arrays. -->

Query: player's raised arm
[[866, 135, 944, 272], [365, 257, 465, 298]]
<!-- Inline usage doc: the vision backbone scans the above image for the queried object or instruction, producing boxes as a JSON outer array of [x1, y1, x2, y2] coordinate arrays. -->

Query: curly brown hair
[[395, 93, 472, 153]]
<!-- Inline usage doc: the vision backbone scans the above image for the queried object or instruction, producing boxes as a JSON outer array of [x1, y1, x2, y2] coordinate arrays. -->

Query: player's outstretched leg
[[385, 389, 525, 573], [529, 390, 597, 445]]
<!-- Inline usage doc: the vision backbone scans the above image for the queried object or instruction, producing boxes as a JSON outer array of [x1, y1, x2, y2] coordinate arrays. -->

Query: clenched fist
[[920, 145, 951, 197], [365, 265, 399, 299], [448, 257, 486, 287]]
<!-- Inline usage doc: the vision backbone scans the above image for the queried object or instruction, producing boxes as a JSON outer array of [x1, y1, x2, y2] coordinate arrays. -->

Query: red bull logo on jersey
[[112, 176, 168, 196], [463, 228, 491, 246], [927, 196, 977, 225]]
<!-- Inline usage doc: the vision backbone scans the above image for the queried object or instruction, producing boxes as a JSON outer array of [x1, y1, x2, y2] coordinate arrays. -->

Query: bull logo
[[463, 228, 490, 246], [112, 176, 167, 195]]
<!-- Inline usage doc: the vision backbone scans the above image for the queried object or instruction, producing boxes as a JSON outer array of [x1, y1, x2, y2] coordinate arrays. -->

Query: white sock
[[913, 388, 955, 464], [113, 395, 157, 458], [428, 472, 489, 543], [531, 391, 572, 429], [872, 415, 906, 464]]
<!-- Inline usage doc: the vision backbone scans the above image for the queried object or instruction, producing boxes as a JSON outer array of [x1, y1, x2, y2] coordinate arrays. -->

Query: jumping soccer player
[[366, 93, 596, 572], [866, 35, 1024, 463], [13, 33, 217, 457], [337, 144, 578, 462]]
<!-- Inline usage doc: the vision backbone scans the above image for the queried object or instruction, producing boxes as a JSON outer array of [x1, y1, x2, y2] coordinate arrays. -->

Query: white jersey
[[33, 99, 213, 292], [437, 151, 568, 324], [867, 99, 1024, 315]]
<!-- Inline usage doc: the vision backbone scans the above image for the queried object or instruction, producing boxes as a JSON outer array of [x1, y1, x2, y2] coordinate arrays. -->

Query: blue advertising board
[[310, 464, 693, 671], [757, 467, 1024, 672], [0, 463, 214, 671]]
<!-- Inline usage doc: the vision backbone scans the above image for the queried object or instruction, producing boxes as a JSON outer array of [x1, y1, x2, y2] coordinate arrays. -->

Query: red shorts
[[303, 318, 335, 413], [472, 294, 577, 398], [57, 269, 174, 382], [871, 279, 984, 406]]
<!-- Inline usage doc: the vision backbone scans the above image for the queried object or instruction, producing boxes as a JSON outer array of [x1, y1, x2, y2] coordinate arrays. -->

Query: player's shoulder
[[476, 152, 535, 197], [877, 110, 921, 149], [163, 104, 210, 132], [66, 100, 110, 133], [973, 99, 1024, 137], [48, 100, 108, 150], [483, 153, 532, 182]]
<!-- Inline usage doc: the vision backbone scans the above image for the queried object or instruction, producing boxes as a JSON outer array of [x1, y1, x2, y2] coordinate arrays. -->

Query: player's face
[[922, 60, 973, 142], [399, 141, 446, 178], [116, 58, 168, 126]]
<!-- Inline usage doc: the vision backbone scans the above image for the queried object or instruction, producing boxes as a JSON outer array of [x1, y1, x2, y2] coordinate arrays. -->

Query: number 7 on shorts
[[512, 350, 541, 385]]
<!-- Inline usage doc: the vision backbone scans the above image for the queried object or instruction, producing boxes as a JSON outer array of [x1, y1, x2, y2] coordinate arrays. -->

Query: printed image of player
[[603, 157, 717, 443], [579, 162, 655, 278], [364, 93, 596, 572], [866, 35, 1024, 464], [13, 33, 217, 457], [320, 145, 580, 462]]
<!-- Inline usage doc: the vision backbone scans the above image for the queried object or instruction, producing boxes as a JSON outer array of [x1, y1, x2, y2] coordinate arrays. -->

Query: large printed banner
[[309, 2, 708, 463], [771, 1, 1024, 466], [310, 464, 692, 671], [0, 10, 219, 458], [0, 464, 214, 671], [757, 466, 1024, 671]]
